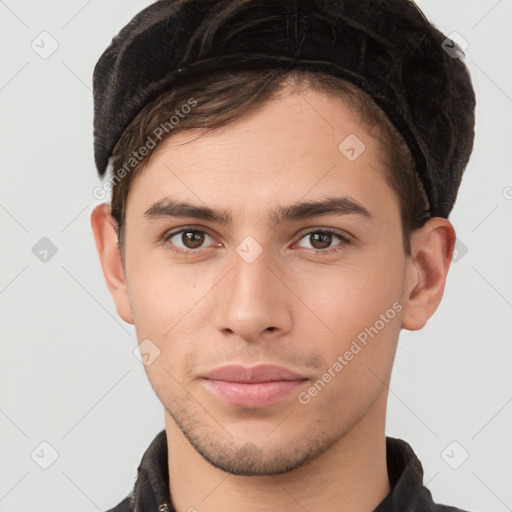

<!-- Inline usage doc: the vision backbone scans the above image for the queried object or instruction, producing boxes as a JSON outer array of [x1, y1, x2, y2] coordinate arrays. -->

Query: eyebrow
[[144, 195, 373, 226]]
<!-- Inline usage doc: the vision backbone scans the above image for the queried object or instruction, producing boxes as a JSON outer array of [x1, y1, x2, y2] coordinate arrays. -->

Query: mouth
[[201, 364, 309, 408]]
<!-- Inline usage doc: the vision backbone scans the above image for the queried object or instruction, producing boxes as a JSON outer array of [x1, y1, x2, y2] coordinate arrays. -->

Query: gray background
[[1, 1, 511, 510]]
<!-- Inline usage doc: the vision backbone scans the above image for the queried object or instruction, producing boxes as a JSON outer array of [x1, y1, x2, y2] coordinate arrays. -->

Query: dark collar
[[109, 430, 468, 512]]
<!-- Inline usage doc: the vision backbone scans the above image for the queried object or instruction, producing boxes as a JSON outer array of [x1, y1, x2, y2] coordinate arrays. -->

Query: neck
[[166, 393, 390, 512]]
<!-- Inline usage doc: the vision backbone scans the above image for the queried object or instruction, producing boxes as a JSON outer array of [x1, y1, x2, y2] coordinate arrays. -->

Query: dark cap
[[92, 0, 476, 218]]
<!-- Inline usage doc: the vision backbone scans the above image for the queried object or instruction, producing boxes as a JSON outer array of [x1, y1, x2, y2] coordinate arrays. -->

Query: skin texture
[[91, 85, 455, 512]]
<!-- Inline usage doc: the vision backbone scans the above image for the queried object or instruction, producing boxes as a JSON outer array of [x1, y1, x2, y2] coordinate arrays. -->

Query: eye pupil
[[183, 230, 204, 249], [310, 232, 332, 249]]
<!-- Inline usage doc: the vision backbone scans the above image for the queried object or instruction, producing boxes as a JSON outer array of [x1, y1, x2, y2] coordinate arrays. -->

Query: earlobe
[[90, 203, 134, 325], [400, 218, 456, 331]]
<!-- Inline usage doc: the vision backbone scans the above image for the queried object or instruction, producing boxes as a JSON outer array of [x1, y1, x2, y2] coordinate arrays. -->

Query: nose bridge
[[233, 243, 274, 297], [214, 240, 291, 340]]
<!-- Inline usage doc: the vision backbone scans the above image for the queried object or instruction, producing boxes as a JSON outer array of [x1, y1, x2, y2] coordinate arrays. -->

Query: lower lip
[[203, 379, 307, 408]]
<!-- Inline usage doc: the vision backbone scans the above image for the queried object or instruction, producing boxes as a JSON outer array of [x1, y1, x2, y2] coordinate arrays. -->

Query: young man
[[90, 0, 476, 510]]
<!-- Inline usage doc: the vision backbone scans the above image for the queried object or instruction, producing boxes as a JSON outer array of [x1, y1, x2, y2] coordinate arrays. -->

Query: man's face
[[121, 87, 410, 475]]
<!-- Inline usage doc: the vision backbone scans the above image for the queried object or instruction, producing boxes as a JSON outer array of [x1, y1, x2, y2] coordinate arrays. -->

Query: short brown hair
[[107, 69, 430, 255]]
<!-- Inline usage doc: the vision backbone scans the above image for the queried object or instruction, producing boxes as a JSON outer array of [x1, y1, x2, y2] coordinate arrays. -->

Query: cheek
[[125, 255, 218, 377], [297, 254, 403, 333], [294, 254, 403, 383], [125, 244, 199, 325], [296, 267, 402, 423]]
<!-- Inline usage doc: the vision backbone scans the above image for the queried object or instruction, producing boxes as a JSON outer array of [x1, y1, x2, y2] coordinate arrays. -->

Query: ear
[[401, 217, 456, 331], [90, 203, 134, 325]]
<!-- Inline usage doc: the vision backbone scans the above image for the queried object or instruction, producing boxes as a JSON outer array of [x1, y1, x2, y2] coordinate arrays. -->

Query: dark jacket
[[106, 430, 471, 512]]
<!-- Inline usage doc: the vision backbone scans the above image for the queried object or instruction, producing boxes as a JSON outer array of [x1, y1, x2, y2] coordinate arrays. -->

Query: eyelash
[[161, 226, 352, 257]]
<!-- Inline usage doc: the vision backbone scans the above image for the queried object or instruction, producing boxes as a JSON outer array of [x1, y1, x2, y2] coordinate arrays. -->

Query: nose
[[214, 245, 293, 343]]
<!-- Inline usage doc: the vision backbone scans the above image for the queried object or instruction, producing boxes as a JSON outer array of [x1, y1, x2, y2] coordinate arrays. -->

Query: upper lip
[[204, 364, 308, 383]]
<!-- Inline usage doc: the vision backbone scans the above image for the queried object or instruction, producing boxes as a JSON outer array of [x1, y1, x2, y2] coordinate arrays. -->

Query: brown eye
[[308, 232, 333, 250], [164, 228, 215, 253], [181, 230, 205, 249], [296, 229, 352, 254]]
